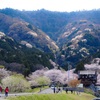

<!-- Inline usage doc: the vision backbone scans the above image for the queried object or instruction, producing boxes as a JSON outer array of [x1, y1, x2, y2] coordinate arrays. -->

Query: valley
[[0, 8, 100, 74]]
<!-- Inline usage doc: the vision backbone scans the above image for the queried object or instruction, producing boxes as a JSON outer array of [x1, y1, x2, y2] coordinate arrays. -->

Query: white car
[[50, 85, 55, 89]]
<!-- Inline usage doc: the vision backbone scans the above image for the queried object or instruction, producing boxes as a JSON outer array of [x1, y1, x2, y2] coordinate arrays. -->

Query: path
[[0, 88, 60, 100], [38, 87, 63, 94], [0, 93, 34, 100], [38, 88, 54, 94]]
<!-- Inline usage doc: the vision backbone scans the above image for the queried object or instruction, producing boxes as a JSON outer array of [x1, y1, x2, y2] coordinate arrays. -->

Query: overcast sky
[[0, 0, 100, 12]]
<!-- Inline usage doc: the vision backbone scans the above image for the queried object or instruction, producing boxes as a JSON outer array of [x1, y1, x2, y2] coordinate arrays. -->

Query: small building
[[78, 70, 97, 87]]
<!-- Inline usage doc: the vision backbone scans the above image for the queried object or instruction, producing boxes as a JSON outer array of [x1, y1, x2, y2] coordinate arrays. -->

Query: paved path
[[0, 94, 7, 100], [0, 88, 59, 100], [39, 87, 63, 94], [0, 93, 34, 100], [38, 88, 54, 94]]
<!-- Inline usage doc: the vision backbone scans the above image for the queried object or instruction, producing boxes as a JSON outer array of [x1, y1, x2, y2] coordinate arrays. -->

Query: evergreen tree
[[74, 62, 85, 73]]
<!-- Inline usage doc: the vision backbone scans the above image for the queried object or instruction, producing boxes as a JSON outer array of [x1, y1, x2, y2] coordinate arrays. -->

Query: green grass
[[8, 92, 95, 100], [25, 86, 49, 93]]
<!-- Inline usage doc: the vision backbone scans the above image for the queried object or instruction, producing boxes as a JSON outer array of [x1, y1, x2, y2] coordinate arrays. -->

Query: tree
[[68, 79, 81, 88], [0, 68, 10, 82], [44, 69, 64, 85], [27, 70, 50, 88], [0, 65, 5, 69], [27, 70, 45, 81], [75, 62, 85, 73], [27, 69, 78, 87], [36, 76, 50, 86], [1, 74, 30, 92]]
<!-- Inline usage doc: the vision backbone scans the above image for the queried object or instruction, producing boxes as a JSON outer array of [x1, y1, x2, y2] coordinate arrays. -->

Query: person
[[70, 89, 73, 94], [0, 86, 2, 97], [58, 87, 61, 92], [53, 87, 56, 93], [56, 87, 61, 93], [5, 87, 9, 97], [65, 88, 68, 93]]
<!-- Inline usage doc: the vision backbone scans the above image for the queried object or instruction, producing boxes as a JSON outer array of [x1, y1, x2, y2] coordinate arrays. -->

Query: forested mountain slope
[[0, 8, 100, 71], [0, 32, 54, 76], [0, 12, 58, 53], [57, 20, 100, 67]]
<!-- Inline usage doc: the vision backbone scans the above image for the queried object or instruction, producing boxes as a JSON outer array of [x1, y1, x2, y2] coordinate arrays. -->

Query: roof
[[79, 70, 96, 75]]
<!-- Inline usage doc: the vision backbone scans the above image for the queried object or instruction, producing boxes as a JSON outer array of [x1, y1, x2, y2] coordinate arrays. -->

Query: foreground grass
[[8, 92, 95, 100], [25, 86, 49, 93]]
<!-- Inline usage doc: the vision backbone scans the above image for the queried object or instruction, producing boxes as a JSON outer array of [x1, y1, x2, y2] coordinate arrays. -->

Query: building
[[78, 70, 97, 86]]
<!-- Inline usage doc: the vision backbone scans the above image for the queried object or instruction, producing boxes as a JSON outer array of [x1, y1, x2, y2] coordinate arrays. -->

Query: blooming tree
[[1, 74, 30, 92], [44, 69, 65, 85], [36, 76, 50, 86], [0, 68, 10, 81], [27, 69, 50, 87], [27, 69, 78, 87]]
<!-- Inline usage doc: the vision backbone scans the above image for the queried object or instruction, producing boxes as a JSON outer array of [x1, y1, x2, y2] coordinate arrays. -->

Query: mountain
[[74, 51, 100, 73], [0, 8, 100, 71], [57, 20, 100, 67], [0, 8, 69, 40], [0, 12, 58, 53], [0, 32, 54, 76], [1, 8, 100, 41], [1, 8, 100, 40]]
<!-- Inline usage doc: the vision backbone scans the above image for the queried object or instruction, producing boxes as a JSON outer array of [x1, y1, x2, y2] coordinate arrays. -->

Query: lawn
[[8, 92, 95, 100]]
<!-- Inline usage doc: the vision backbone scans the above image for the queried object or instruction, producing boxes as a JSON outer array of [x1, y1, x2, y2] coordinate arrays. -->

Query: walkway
[[0, 88, 60, 99], [38, 88, 54, 94]]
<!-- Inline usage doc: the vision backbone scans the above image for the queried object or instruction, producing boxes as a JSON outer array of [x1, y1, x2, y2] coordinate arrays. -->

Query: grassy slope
[[8, 92, 95, 100]]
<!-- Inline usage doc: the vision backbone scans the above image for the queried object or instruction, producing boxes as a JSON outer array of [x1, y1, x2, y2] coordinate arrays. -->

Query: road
[[0, 88, 55, 100]]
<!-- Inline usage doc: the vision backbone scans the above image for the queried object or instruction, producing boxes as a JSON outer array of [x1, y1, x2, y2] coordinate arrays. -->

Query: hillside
[[0, 32, 54, 76], [0, 8, 100, 71], [0, 8, 69, 40], [57, 20, 100, 67], [0, 12, 58, 53], [1, 8, 100, 40]]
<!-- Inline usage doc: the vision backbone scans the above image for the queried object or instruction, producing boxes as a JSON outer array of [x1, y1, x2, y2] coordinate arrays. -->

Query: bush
[[0, 65, 5, 69]]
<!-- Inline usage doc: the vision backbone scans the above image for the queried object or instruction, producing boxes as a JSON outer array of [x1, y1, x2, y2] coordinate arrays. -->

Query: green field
[[8, 92, 95, 100]]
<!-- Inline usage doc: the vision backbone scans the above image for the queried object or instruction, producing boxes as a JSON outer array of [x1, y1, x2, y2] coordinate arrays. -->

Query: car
[[93, 98, 100, 100], [50, 85, 55, 89]]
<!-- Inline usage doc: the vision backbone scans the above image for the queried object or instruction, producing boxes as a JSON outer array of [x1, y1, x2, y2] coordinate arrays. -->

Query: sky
[[0, 0, 100, 12]]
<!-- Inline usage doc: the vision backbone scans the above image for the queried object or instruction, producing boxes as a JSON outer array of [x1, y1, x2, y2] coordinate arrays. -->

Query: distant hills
[[57, 20, 100, 66], [0, 12, 58, 52], [0, 8, 100, 74]]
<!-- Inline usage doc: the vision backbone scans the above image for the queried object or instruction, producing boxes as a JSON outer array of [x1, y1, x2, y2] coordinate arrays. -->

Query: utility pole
[[67, 62, 72, 84]]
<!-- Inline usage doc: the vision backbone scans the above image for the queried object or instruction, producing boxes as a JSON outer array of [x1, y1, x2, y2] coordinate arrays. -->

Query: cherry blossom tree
[[44, 69, 65, 85], [27, 69, 78, 87], [0, 68, 10, 81], [27, 70, 50, 87]]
